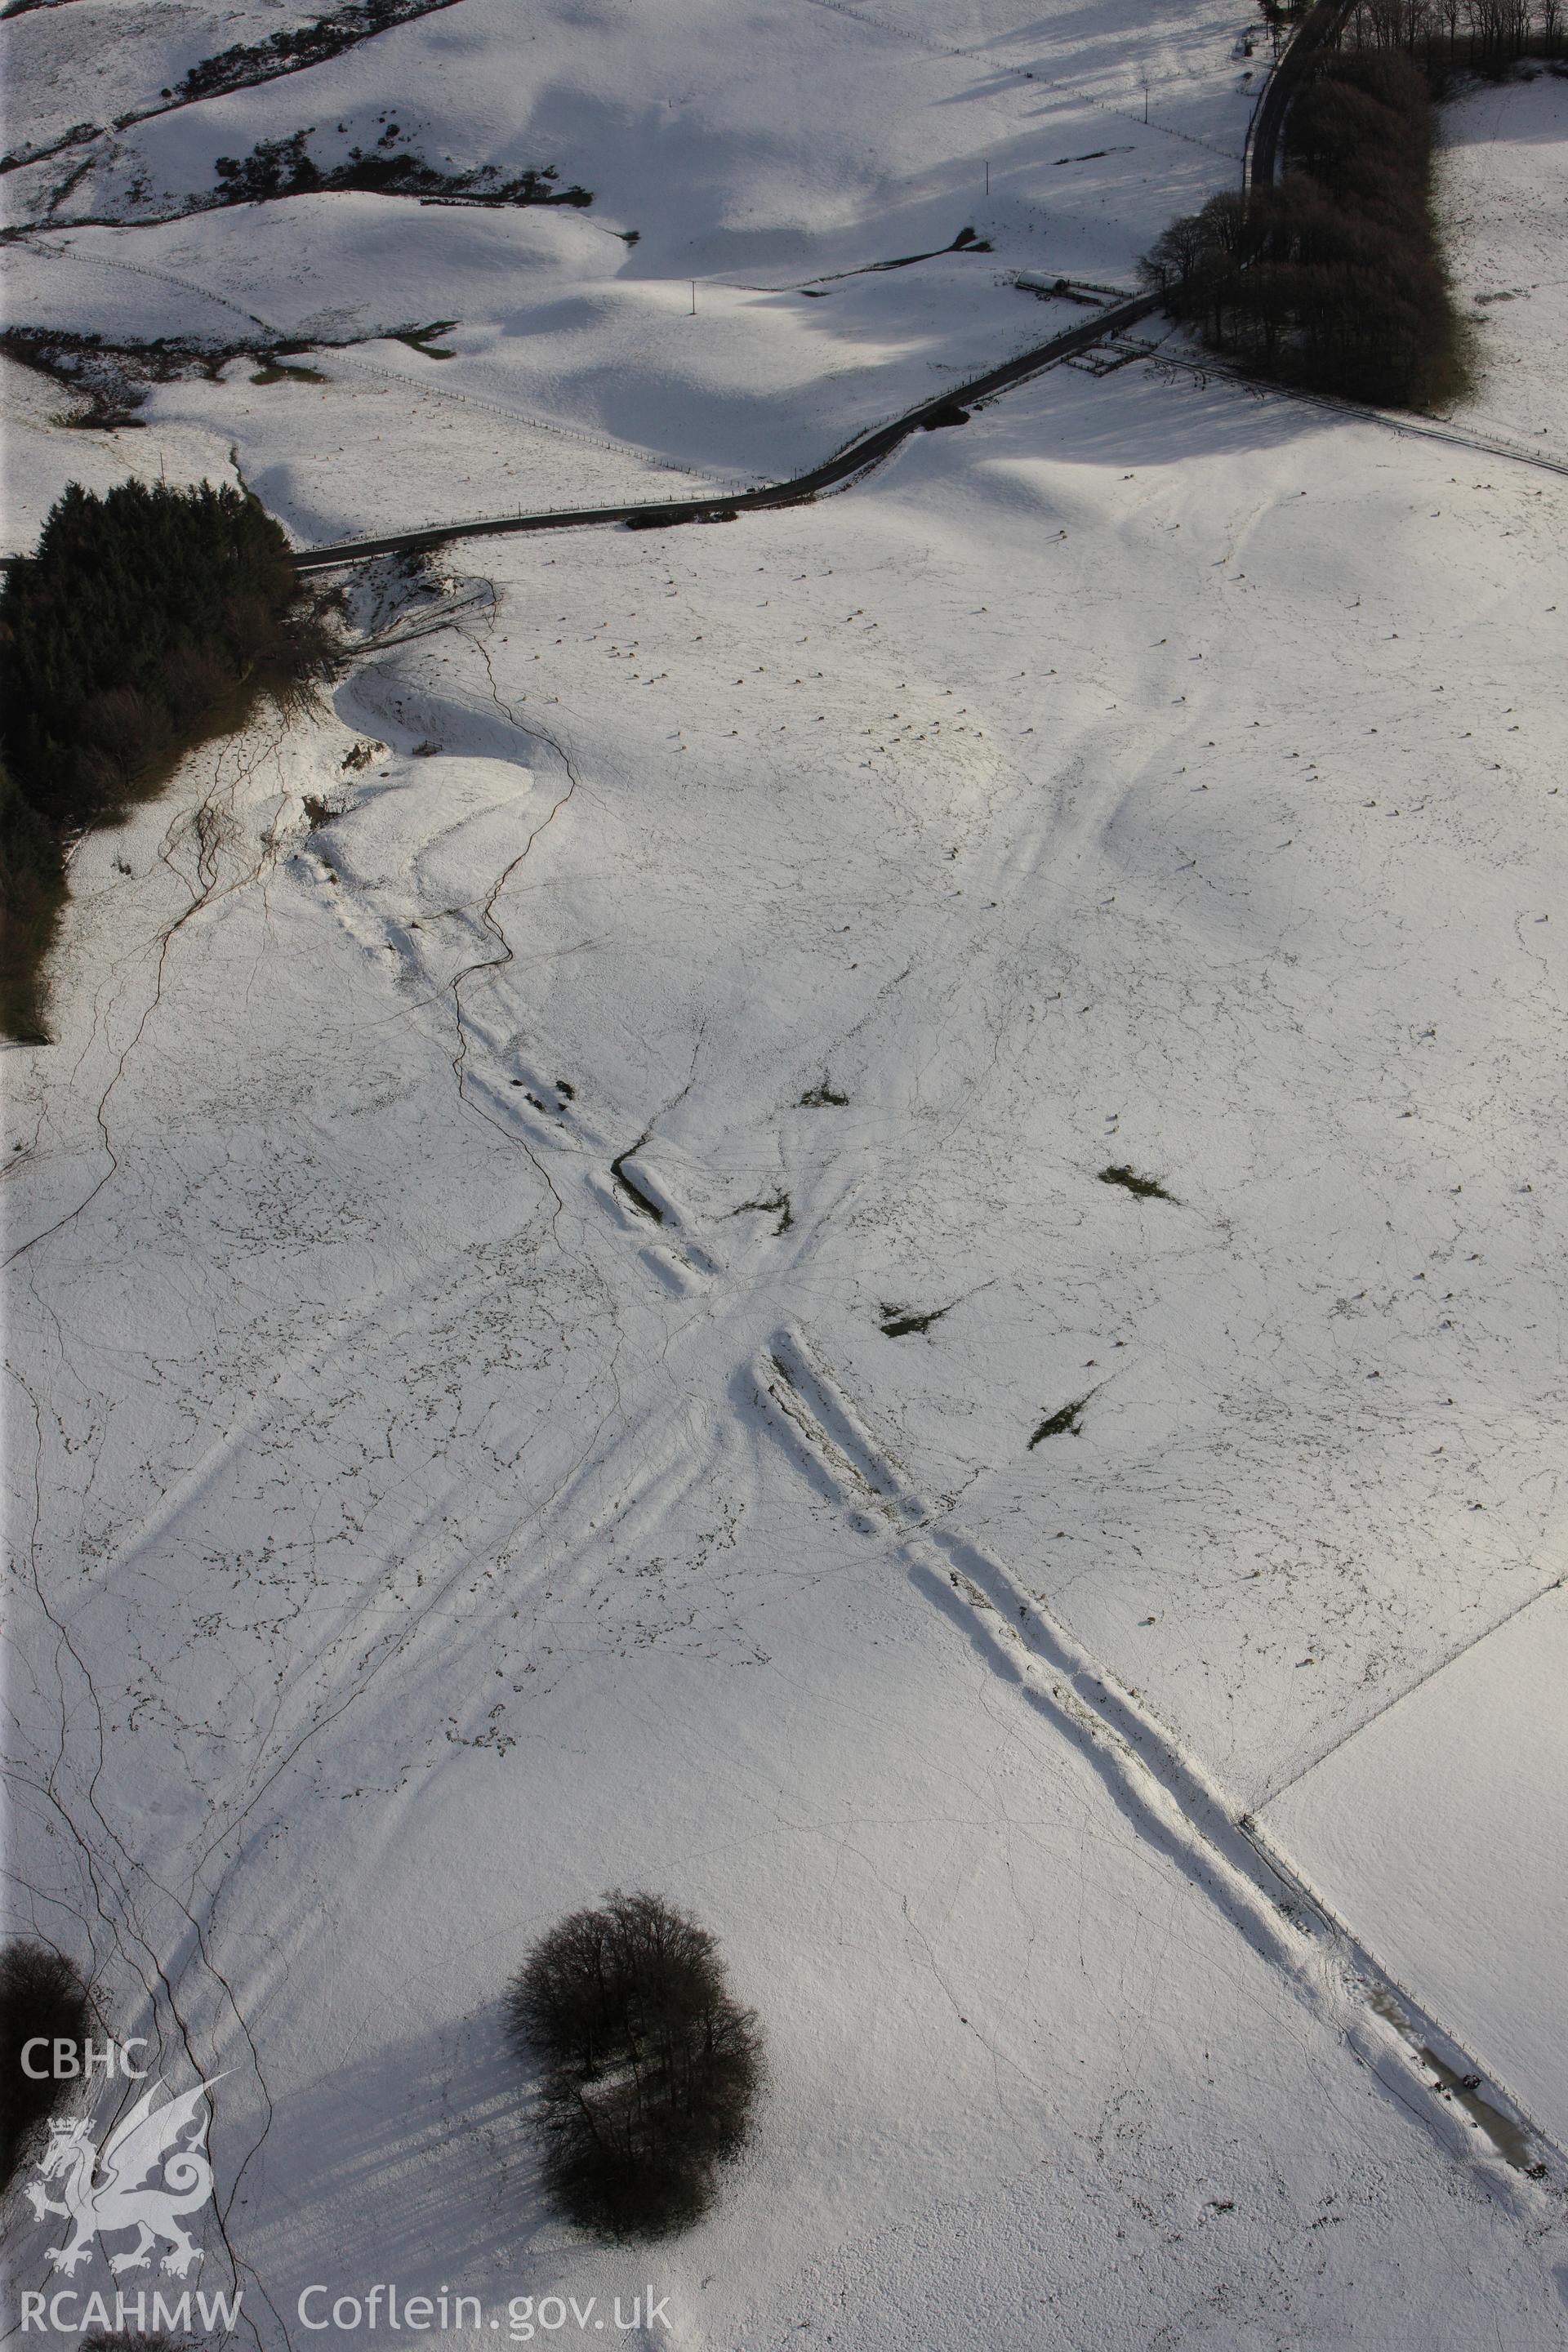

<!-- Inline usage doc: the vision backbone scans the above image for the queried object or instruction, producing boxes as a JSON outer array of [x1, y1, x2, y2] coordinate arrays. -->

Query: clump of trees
[[1261, 0, 1563, 66], [1343, 0, 1563, 76], [507, 1891, 764, 2240], [80, 2336, 190, 2352], [0, 1941, 91, 2190], [0, 479, 338, 1038], [173, 0, 460, 103], [1142, 53, 1470, 408], [212, 130, 590, 211]]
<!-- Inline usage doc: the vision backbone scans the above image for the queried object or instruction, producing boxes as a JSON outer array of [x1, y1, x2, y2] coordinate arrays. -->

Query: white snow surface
[[3, 7, 1568, 2349], [1438, 71, 1568, 452], [1, 0, 1258, 532], [1265, 1583, 1568, 2152], [0, 0, 327, 158]]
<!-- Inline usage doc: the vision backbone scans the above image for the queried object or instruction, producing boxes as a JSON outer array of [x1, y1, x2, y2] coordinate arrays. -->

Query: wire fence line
[[1152, 348, 1568, 478], [291, 292, 1160, 566], [801, 0, 1241, 161], [8, 234, 761, 490]]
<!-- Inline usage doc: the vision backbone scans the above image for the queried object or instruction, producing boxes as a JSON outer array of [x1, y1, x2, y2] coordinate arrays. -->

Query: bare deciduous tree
[[507, 1891, 764, 2240]]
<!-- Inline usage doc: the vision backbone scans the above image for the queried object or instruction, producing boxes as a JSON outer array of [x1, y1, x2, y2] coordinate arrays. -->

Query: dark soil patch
[[1028, 1391, 1097, 1445], [1098, 1163, 1177, 1202], [611, 1136, 664, 1223], [879, 1301, 952, 1339]]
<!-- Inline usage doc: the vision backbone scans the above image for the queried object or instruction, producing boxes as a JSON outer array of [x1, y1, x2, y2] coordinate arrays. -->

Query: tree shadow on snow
[[927, 347, 1355, 479], [235, 2007, 565, 2302]]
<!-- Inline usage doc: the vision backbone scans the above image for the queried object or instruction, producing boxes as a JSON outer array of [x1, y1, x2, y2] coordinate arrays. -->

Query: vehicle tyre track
[[755, 1323, 1566, 2189]]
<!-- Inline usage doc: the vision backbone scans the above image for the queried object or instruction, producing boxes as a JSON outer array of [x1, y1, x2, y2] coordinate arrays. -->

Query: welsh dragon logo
[[24, 2077, 217, 2277]]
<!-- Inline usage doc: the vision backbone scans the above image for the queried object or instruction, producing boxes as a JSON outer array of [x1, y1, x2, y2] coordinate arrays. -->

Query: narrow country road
[[292, 0, 1348, 575], [289, 291, 1161, 569], [1244, 0, 1360, 198]]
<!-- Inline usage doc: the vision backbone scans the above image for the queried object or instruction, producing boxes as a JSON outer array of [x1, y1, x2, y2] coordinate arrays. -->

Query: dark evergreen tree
[[0, 479, 337, 1036]]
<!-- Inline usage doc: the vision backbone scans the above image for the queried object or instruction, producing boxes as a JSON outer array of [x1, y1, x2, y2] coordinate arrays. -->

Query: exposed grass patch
[[506, 1890, 764, 2242], [59, 413, 146, 433], [879, 1301, 952, 1339], [2, 329, 158, 429], [390, 321, 460, 359], [1098, 1163, 1177, 1201], [0, 479, 339, 1040], [1029, 1392, 1096, 1446], [250, 361, 328, 385]]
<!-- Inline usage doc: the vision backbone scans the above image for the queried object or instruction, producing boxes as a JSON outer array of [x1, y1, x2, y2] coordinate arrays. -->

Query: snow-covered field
[[1439, 69, 1568, 450], [1266, 1582, 1568, 2150], [4, 3, 1567, 2347], [1, 0, 1258, 542]]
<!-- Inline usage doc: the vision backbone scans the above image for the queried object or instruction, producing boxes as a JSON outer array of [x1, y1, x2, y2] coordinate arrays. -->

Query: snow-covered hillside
[[4, 4, 1567, 2348], [2, 0, 1261, 544]]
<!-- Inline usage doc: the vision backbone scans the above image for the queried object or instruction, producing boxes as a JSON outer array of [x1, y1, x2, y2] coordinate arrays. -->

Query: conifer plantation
[[0, 479, 336, 1039]]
